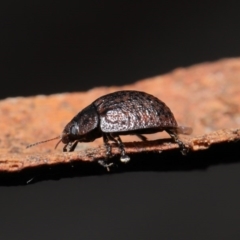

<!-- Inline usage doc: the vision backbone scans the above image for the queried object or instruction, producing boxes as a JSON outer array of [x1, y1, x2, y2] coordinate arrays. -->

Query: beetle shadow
[[0, 141, 239, 185]]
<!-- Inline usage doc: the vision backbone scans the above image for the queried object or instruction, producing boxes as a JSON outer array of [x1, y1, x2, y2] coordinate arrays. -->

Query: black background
[[1, 1, 240, 239]]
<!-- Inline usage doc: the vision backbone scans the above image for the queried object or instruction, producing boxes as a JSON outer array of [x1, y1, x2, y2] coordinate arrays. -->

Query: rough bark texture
[[0, 58, 240, 172]]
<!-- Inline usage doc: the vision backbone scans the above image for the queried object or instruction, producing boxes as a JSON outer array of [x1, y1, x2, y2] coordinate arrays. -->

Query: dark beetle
[[27, 91, 192, 169]]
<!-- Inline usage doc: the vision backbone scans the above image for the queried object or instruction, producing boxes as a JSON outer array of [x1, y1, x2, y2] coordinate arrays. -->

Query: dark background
[[1, 1, 240, 239]]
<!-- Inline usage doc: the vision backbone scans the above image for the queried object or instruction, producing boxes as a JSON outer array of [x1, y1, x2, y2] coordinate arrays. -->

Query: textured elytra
[[93, 91, 177, 133]]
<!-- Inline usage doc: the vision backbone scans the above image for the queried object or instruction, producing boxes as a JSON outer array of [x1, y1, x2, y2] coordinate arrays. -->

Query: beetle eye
[[70, 124, 79, 135]]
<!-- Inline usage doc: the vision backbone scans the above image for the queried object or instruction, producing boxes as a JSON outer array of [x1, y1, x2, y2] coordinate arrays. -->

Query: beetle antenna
[[26, 136, 61, 149], [54, 138, 62, 149]]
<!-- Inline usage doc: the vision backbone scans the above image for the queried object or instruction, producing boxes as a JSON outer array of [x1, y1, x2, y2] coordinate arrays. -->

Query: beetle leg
[[136, 134, 148, 141], [63, 144, 68, 152], [68, 140, 79, 152], [103, 133, 112, 158], [166, 130, 188, 155], [63, 141, 79, 152], [110, 134, 130, 163], [97, 134, 115, 171]]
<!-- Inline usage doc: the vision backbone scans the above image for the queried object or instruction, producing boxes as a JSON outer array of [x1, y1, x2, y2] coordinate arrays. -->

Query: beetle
[[27, 90, 192, 169]]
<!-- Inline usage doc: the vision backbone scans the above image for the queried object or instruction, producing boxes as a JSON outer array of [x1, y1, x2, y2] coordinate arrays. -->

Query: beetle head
[[25, 122, 79, 150], [26, 104, 100, 151], [61, 118, 100, 144], [61, 121, 80, 144]]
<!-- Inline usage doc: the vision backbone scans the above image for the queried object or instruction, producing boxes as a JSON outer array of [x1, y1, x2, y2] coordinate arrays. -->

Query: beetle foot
[[174, 138, 190, 155], [120, 154, 130, 163], [176, 140, 189, 156], [98, 160, 114, 171], [180, 146, 189, 156]]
